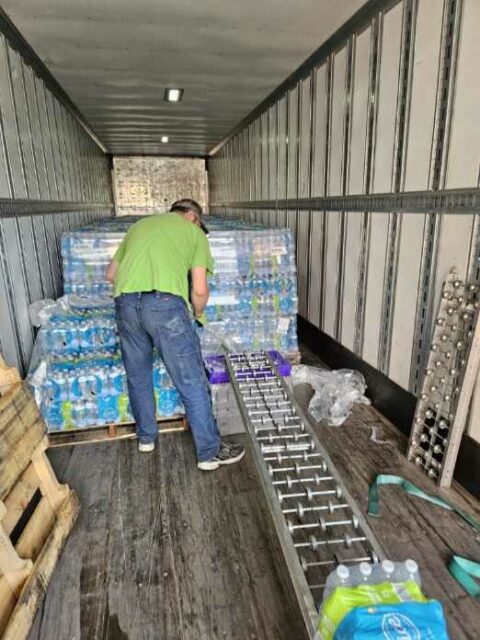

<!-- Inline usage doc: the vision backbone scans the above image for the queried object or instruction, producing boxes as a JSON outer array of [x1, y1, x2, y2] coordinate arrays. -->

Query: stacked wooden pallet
[[0, 367, 79, 639]]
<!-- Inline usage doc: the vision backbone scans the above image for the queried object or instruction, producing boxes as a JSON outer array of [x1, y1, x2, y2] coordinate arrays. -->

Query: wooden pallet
[[0, 381, 79, 640], [48, 415, 189, 447], [0, 357, 21, 397]]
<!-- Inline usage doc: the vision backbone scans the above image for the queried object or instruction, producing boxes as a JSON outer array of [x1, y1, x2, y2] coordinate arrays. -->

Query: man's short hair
[[169, 199, 203, 216]]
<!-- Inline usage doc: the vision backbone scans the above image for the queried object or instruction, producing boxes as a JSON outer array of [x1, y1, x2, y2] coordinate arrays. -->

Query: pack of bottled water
[[317, 559, 449, 640], [28, 306, 184, 431], [61, 215, 299, 357]]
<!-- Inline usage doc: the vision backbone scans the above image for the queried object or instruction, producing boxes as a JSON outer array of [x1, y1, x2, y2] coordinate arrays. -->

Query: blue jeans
[[114, 292, 221, 461]]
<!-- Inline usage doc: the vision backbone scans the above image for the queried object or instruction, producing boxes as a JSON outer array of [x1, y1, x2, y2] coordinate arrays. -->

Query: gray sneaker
[[197, 441, 245, 471]]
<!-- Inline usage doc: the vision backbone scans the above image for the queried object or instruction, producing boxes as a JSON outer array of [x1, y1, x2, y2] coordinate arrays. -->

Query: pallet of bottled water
[[28, 304, 184, 432], [61, 215, 299, 358]]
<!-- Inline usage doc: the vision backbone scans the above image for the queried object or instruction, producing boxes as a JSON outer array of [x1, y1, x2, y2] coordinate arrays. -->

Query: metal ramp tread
[[224, 351, 385, 638]]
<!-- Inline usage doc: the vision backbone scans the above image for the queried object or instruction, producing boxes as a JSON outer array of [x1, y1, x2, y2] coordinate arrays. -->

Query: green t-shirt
[[113, 214, 214, 307]]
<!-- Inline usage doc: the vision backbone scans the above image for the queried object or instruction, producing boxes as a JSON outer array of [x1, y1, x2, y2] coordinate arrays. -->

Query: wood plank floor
[[28, 434, 306, 640], [28, 345, 480, 640]]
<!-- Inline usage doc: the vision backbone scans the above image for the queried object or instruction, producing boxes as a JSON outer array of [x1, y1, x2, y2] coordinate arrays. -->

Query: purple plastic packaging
[[205, 351, 291, 384]]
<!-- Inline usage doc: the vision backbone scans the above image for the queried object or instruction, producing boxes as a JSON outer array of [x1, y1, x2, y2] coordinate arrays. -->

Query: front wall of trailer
[[112, 156, 208, 216], [208, 0, 480, 443], [0, 33, 113, 374]]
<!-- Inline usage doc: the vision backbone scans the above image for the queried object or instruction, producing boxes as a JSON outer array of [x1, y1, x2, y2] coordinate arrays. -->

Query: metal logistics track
[[225, 351, 385, 638]]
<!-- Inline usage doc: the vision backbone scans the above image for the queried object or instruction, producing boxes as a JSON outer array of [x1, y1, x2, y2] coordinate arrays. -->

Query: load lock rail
[[225, 352, 385, 638]]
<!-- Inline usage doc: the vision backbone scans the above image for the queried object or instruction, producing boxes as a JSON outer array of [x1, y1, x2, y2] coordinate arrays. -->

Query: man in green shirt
[[106, 199, 244, 470]]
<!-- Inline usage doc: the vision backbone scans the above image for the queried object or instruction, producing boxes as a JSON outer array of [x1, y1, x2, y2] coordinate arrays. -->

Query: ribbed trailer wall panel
[[0, 24, 113, 375], [208, 0, 480, 445]]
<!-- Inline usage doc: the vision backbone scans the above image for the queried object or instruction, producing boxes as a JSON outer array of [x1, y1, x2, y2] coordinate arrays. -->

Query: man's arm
[[106, 260, 119, 284], [190, 266, 209, 318]]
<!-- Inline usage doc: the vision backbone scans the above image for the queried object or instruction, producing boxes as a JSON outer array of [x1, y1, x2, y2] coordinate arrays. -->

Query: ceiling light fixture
[[164, 88, 184, 102], [161, 136, 169, 143]]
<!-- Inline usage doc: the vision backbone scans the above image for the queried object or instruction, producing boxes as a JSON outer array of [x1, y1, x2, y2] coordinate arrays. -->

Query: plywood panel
[[362, 213, 389, 367], [307, 211, 323, 327], [372, 2, 402, 193], [445, 0, 480, 188], [389, 214, 425, 389], [341, 212, 363, 351], [403, 0, 443, 190], [322, 211, 341, 337], [312, 64, 328, 197], [328, 48, 347, 196], [348, 27, 370, 195]]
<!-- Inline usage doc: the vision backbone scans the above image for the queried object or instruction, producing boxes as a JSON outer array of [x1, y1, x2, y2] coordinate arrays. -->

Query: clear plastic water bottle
[[395, 559, 421, 586], [323, 565, 351, 601]]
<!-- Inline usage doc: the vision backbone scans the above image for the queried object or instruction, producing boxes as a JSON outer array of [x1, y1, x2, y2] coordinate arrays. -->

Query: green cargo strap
[[449, 556, 480, 598], [368, 474, 480, 597]]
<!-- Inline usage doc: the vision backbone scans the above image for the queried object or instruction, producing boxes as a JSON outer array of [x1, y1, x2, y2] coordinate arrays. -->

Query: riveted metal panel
[[388, 213, 425, 388], [341, 212, 364, 351], [297, 209, 310, 316], [34, 75, 58, 200], [0, 101, 11, 197], [372, 3, 403, 193], [22, 64, 49, 200], [362, 212, 389, 368], [66, 112, 81, 201], [445, 0, 480, 188], [45, 91, 65, 200], [312, 64, 328, 197], [322, 211, 342, 337], [0, 34, 26, 198], [0, 218, 33, 369], [16, 216, 43, 302], [434, 214, 475, 305], [254, 118, 262, 201], [403, 0, 443, 190], [54, 98, 73, 200], [277, 96, 287, 201], [328, 48, 347, 196], [348, 27, 371, 195], [268, 105, 277, 200], [8, 47, 39, 199], [261, 111, 269, 200], [32, 214, 54, 300], [298, 76, 312, 199], [0, 235, 20, 368], [307, 210, 324, 327], [43, 214, 62, 298]]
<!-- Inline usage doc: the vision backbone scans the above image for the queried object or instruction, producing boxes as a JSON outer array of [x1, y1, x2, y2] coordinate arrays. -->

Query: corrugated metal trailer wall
[[208, 0, 480, 444], [0, 19, 113, 375]]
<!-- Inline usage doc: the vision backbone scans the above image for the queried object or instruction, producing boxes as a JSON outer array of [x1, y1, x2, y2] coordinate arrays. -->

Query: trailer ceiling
[[4, 0, 367, 156]]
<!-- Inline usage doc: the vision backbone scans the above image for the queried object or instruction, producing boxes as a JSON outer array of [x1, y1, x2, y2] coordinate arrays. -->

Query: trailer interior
[[0, 1, 479, 639]]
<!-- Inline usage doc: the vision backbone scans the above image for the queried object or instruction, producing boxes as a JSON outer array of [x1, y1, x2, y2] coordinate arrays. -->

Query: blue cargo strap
[[367, 474, 480, 597]]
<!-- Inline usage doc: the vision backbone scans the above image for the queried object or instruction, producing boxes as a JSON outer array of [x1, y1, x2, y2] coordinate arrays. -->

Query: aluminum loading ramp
[[225, 352, 385, 638]]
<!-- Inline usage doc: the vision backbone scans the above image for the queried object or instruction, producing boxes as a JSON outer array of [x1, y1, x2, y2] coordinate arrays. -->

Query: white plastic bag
[[291, 365, 370, 426]]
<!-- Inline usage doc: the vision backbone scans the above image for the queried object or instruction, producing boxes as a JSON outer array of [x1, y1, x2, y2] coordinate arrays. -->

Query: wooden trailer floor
[[28, 351, 480, 640]]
